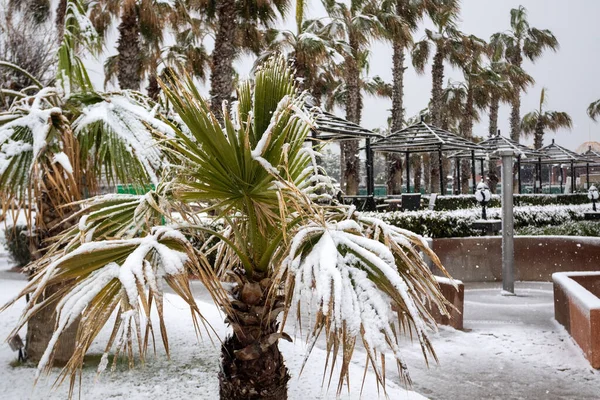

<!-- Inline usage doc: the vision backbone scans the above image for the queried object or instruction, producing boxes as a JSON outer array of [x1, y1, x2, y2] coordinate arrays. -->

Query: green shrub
[[4, 225, 31, 267]]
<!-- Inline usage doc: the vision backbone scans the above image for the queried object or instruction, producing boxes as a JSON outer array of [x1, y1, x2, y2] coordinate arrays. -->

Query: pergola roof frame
[[306, 106, 382, 142], [521, 139, 593, 165], [369, 120, 485, 154], [451, 133, 545, 160]]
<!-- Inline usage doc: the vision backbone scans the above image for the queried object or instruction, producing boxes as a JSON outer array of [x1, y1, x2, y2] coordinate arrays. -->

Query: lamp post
[[589, 185, 599, 212], [475, 182, 491, 220]]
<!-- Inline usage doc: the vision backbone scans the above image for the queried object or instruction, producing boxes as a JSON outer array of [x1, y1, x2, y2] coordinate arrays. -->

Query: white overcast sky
[[87, 0, 600, 151]]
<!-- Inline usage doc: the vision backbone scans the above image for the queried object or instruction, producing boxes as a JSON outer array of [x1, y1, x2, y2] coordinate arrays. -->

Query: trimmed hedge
[[428, 193, 589, 211], [364, 204, 591, 238]]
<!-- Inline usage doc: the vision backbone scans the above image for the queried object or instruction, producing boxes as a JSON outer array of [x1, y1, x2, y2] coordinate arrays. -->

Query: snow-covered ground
[[2, 252, 600, 399], [0, 271, 424, 400]]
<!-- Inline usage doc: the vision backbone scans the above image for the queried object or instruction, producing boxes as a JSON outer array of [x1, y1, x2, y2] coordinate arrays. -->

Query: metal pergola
[[369, 119, 484, 194], [306, 105, 382, 208], [580, 146, 600, 188], [451, 133, 545, 193], [521, 139, 593, 193]]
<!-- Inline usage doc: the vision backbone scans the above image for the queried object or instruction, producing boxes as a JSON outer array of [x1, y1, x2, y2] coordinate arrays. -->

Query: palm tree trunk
[[342, 33, 361, 195], [509, 49, 523, 143], [25, 188, 78, 364], [387, 34, 406, 195], [533, 119, 544, 150], [117, 2, 141, 90], [219, 278, 290, 400], [55, 0, 67, 41], [210, 0, 237, 119], [460, 84, 475, 194], [429, 48, 444, 193], [487, 96, 500, 193], [147, 74, 161, 101]]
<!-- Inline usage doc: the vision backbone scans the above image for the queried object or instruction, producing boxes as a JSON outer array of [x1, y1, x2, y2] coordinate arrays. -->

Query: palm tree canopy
[[490, 5, 559, 64], [3, 56, 451, 397], [521, 88, 573, 135], [588, 99, 600, 121]]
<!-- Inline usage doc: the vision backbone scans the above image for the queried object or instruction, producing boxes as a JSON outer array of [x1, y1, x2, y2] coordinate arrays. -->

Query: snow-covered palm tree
[[0, 0, 173, 364], [5, 56, 452, 399]]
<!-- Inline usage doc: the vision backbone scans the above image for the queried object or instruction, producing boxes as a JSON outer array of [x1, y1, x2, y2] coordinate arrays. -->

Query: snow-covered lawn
[[0, 275, 424, 400]]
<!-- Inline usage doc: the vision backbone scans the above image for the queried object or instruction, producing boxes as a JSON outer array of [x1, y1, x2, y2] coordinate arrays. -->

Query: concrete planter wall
[[553, 272, 600, 369], [428, 236, 600, 283]]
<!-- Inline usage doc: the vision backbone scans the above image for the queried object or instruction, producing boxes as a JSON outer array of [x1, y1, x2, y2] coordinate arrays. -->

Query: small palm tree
[[588, 99, 600, 121], [522, 88, 572, 149], [491, 5, 559, 143], [5, 56, 451, 399]]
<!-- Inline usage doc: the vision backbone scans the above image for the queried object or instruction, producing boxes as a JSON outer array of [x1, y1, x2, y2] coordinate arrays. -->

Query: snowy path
[[400, 282, 600, 400], [171, 280, 600, 399]]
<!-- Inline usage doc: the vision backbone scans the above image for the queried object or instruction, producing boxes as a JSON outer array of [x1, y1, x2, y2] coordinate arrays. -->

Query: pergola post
[[517, 156, 522, 194], [538, 157, 552, 193], [439, 148, 445, 195], [405, 150, 410, 193], [500, 150, 515, 295], [456, 159, 461, 195], [570, 161, 575, 193], [471, 150, 476, 193], [587, 163, 590, 189], [559, 165, 563, 193], [365, 138, 375, 209], [480, 159, 484, 183]]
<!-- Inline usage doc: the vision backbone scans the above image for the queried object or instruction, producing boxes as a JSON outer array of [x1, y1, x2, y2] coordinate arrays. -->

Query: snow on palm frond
[[72, 91, 173, 186], [4, 225, 211, 386], [283, 211, 450, 391], [296, 147, 337, 203]]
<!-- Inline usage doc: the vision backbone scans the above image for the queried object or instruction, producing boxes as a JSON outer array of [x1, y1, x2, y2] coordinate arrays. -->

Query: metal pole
[[439, 149, 444, 195], [365, 139, 374, 209], [405, 151, 410, 193], [500, 150, 515, 294], [517, 156, 522, 194], [471, 150, 476, 193]]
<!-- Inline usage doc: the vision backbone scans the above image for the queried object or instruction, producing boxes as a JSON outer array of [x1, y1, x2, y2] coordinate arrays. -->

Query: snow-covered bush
[[429, 193, 589, 211], [516, 220, 600, 237], [366, 204, 590, 238]]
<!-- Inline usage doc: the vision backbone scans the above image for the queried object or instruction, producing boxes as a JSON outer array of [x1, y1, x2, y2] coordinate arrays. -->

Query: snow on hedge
[[364, 204, 591, 238]]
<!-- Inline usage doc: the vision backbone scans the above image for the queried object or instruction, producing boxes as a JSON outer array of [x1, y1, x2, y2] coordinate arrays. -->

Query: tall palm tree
[[378, 0, 425, 194], [411, 0, 461, 193], [522, 88, 572, 149], [89, 0, 175, 91], [0, 0, 170, 364], [257, 20, 348, 100], [5, 56, 451, 400], [491, 5, 559, 143], [588, 99, 600, 121], [208, 0, 290, 118], [482, 56, 533, 193], [322, 0, 385, 195]]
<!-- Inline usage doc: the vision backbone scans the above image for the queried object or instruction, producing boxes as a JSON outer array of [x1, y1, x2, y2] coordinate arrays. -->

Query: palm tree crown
[[522, 88, 572, 150]]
